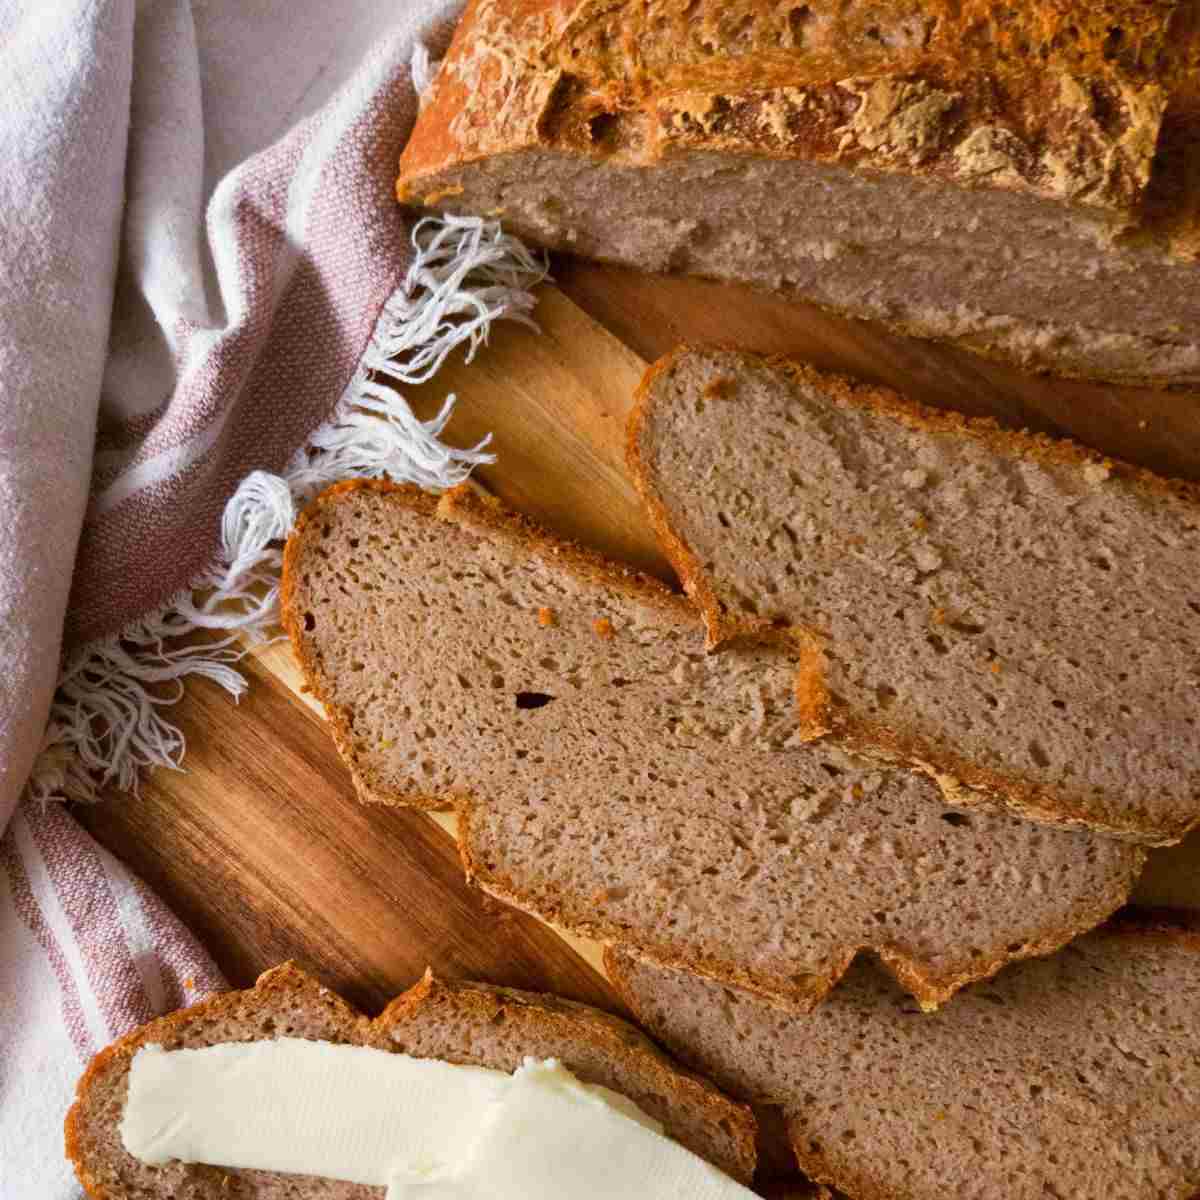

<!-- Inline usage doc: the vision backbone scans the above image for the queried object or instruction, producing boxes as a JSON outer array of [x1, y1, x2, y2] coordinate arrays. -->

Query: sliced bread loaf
[[628, 347, 1200, 845], [396, 1, 1200, 386], [66, 962, 756, 1197], [281, 481, 1143, 1011], [607, 918, 1200, 1200]]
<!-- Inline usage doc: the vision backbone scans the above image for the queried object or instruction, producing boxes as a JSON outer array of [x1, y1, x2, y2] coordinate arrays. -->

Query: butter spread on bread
[[121, 1041, 753, 1198]]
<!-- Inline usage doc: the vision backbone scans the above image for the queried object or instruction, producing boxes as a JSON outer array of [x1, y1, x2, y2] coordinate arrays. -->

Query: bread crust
[[65, 962, 757, 1197], [398, 0, 1190, 221], [604, 915, 1200, 1200], [284, 479, 1141, 1014], [627, 345, 1200, 847], [395, 1, 1200, 388]]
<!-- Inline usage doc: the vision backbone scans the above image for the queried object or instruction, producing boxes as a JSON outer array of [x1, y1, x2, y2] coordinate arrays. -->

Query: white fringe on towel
[[26, 215, 547, 806]]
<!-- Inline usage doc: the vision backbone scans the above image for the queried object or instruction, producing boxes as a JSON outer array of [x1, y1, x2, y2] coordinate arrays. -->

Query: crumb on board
[[931, 606, 947, 625], [990, 660, 1002, 675], [593, 617, 615, 640], [912, 514, 928, 531], [537, 606, 557, 627]]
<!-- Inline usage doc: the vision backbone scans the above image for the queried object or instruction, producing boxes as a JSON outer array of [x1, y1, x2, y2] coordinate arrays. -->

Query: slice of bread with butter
[[65, 962, 757, 1198]]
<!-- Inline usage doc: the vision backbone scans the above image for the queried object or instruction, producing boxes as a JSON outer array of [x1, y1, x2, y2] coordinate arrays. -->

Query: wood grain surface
[[76, 256, 1200, 1026]]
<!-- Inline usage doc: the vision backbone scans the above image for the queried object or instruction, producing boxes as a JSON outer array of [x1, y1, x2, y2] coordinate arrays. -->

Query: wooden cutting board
[[77, 258, 1200, 1028]]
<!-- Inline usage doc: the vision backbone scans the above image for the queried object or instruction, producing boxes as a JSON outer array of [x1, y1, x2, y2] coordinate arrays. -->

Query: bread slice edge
[[66, 962, 758, 1197], [626, 345, 1200, 846]]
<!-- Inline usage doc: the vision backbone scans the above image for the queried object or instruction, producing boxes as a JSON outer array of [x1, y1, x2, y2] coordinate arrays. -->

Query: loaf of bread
[[282, 480, 1143, 1012], [607, 917, 1200, 1200], [66, 963, 756, 1197], [396, 1, 1200, 386], [628, 346, 1200, 845]]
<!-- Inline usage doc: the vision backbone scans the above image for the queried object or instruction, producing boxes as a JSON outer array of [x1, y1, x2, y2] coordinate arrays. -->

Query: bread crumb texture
[[282, 481, 1142, 1013], [630, 347, 1200, 843], [609, 922, 1200, 1200]]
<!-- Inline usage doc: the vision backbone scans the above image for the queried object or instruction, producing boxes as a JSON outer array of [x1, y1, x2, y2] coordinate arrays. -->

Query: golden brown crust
[[628, 345, 1200, 847], [397, 1, 1200, 388], [66, 963, 757, 1197], [398, 0, 1190, 221]]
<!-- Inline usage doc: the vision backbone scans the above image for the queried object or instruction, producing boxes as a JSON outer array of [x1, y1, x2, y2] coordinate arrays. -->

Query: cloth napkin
[[0, 2, 543, 1195]]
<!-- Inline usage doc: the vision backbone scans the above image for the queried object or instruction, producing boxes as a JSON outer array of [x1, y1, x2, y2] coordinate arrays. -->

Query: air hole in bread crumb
[[1028, 740, 1052, 768], [515, 691, 555, 710], [821, 763, 843, 779], [926, 633, 949, 655], [947, 619, 985, 635], [941, 812, 971, 828], [875, 683, 897, 709], [717, 511, 732, 529]]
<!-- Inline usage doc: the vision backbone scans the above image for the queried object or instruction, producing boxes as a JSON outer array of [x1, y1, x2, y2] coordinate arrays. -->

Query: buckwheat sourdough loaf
[[395, 1, 1200, 387], [628, 347, 1200, 846], [607, 917, 1200, 1200], [281, 480, 1143, 1012], [65, 963, 756, 1198]]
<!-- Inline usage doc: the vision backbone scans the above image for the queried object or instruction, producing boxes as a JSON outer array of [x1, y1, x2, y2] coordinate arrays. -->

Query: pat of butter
[[121, 1040, 753, 1196], [388, 1058, 755, 1199], [121, 1039, 508, 1184]]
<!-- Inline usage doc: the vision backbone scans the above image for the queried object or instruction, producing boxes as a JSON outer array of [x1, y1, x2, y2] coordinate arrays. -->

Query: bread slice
[[395, 1, 1200, 387], [65, 963, 756, 1197], [281, 480, 1142, 1011], [607, 917, 1200, 1200], [628, 347, 1200, 846]]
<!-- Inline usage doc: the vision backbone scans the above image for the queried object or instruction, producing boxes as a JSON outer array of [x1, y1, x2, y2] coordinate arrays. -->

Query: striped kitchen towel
[[1, 802, 225, 1198], [0, 2, 543, 1195]]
